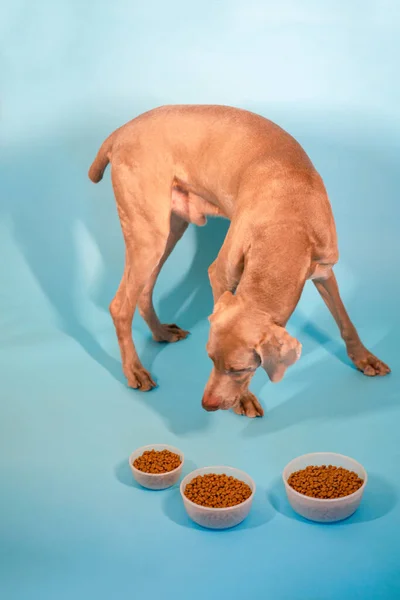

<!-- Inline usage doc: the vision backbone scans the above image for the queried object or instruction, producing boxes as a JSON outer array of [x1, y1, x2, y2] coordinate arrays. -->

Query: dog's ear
[[208, 291, 235, 322], [257, 324, 302, 383]]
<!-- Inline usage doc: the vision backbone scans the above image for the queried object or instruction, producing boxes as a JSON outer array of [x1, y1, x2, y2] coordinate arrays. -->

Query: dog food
[[184, 473, 252, 508], [133, 449, 182, 474], [288, 465, 364, 499]]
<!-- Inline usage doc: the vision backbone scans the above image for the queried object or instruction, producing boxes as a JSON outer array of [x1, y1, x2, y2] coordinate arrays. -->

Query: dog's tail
[[88, 131, 116, 183]]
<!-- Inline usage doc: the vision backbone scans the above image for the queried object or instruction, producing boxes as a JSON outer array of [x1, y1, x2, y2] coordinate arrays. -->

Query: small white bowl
[[180, 466, 256, 529], [129, 444, 184, 490], [283, 452, 367, 523]]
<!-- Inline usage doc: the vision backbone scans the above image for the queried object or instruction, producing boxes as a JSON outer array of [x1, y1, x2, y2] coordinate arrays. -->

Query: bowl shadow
[[268, 473, 397, 525]]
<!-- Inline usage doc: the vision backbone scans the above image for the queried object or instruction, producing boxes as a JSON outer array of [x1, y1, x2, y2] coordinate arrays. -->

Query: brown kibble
[[184, 473, 252, 508], [133, 449, 182, 474], [288, 465, 364, 499]]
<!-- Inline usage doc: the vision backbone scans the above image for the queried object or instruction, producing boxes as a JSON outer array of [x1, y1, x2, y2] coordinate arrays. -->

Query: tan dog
[[89, 105, 390, 418]]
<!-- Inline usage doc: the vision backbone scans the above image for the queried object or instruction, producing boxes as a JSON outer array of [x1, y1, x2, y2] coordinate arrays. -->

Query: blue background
[[1, 1, 400, 598]]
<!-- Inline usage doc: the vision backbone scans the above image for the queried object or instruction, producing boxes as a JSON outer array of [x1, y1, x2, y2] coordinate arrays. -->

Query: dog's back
[[115, 105, 315, 171], [90, 105, 337, 262]]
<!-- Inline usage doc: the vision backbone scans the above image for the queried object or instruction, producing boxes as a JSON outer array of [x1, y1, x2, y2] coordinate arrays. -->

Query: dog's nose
[[202, 394, 221, 412]]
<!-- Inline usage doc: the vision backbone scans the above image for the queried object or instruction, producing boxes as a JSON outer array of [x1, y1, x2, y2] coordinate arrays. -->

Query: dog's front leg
[[314, 271, 390, 376], [207, 248, 263, 418], [208, 222, 246, 303], [208, 250, 244, 304], [208, 260, 227, 303], [232, 391, 264, 418]]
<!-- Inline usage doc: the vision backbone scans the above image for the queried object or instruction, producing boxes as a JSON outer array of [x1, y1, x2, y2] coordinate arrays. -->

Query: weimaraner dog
[[89, 105, 390, 417]]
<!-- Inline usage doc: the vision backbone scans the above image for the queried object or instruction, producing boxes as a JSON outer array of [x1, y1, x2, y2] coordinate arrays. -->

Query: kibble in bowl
[[180, 466, 256, 529], [129, 444, 184, 490], [283, 452, 367, 523]]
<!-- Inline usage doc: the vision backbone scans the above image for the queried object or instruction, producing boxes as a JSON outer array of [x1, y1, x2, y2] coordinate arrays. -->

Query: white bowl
[[283, 452, 367, 523], [180, 466, 256, 529], [129, 444, 184, 490]]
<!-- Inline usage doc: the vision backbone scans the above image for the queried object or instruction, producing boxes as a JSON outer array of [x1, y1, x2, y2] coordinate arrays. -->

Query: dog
[[89, 105, 390, 418]]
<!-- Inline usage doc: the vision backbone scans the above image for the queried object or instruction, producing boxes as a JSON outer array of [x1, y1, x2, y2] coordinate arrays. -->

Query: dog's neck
[[235, 273, 293, 327], [235, 230, 310, 326]]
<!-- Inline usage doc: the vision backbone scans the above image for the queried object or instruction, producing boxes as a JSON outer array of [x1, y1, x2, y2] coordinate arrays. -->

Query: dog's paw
[[233, 392, 264, 418], [126, 365, 157, 391], [350, 348, 391, 377], [153, 323, 190, 343]]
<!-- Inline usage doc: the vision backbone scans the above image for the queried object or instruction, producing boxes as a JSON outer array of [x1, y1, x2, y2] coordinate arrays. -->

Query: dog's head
[[202, 291, 301, 412]]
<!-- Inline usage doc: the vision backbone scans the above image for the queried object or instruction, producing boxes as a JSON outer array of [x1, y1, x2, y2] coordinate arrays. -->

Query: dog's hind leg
[[313, 271, 390, 376], [138, 213, 189, 342], [109, 165, 172, 390]]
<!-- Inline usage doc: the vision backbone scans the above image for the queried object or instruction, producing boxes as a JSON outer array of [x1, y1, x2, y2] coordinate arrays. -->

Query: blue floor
[[1, 2, 400, 599]]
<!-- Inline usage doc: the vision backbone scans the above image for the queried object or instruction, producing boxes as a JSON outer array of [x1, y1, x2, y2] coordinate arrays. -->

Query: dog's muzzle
[[202, 393, 221, 411]]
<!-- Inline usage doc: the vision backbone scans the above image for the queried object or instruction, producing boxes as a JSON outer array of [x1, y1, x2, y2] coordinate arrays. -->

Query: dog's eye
[[226, 368, 254, 375]]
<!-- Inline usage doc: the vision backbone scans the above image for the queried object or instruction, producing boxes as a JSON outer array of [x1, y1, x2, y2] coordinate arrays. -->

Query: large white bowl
[[283, 452, 367, 523], [180, 466, 256, 529], [129, 444, 184, 490]]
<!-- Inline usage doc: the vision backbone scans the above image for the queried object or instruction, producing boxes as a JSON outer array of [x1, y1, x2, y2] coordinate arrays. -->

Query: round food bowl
[[180, 466, 256, 529], [283, 452, 367, 523], [129, 444, 184, 490]]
